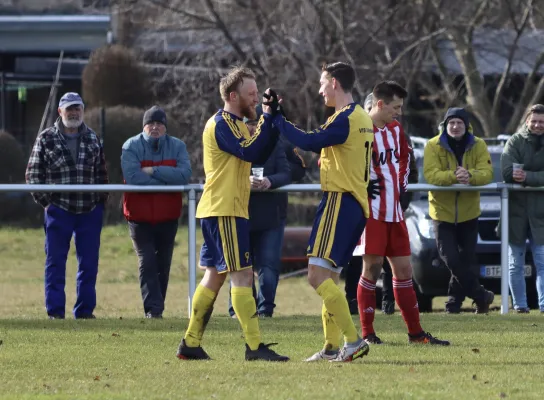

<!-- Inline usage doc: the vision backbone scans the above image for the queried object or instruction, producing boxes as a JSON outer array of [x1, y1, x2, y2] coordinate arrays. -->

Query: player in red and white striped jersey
[[356, 81, 450, 346]]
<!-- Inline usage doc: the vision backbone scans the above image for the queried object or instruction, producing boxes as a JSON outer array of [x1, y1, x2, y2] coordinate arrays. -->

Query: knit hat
[[143, 106, 167, 128], [442, 107, 470, 130]]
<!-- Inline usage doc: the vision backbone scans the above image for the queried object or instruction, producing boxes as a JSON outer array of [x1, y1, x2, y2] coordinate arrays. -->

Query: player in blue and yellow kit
[[264, 62, 375, 362], [176, 66, 289, 362]]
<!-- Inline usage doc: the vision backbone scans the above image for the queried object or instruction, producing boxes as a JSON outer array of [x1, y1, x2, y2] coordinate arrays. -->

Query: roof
[[428, 29, 544, 75], [0, 14, 111, 54]]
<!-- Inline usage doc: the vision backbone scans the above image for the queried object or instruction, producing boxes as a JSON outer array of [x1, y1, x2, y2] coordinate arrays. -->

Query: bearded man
[[26, 92, 109, 320]]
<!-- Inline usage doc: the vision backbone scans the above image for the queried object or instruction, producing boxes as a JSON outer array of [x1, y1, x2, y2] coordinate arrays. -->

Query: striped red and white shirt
[[369, 120, 411, 222]]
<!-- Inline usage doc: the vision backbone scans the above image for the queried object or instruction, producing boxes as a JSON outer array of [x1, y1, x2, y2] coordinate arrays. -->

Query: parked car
[[406, 137, 539, 311]]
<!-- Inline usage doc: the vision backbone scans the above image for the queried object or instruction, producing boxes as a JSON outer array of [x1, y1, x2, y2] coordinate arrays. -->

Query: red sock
[[393, 278, 423, 335], [357, 276, 376, 337]]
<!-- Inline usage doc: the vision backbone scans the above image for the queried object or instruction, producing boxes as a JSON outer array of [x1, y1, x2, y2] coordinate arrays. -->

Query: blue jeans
[[229, 221, 285, 316], [44, 203, 104, 318], [509, 235, 544, 311]]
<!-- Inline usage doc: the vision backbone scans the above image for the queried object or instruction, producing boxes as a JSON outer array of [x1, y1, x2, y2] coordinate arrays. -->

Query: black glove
[[367, 177, 383, 200], [263, 89, 283, 116]]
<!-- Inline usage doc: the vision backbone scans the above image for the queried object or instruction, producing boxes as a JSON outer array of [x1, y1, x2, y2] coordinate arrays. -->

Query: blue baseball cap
[[59, 92, 84, 109]]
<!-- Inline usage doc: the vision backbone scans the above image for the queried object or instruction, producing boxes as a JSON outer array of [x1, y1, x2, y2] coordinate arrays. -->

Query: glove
[[263, 89, 283, 116], [367, 177, 383, 200]]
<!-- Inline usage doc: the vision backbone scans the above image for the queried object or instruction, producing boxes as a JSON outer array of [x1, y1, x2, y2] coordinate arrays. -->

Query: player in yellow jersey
[[176, 66, 289, 362], [263, 62, 376, 362]]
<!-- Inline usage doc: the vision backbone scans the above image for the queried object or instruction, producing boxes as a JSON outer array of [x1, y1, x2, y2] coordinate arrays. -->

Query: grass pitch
[[1, 225, 544, 399]]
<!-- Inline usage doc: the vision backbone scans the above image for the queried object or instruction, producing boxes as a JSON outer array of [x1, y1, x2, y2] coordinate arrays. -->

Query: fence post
[[187, 189, 197, 317], [500, 185, 509, 314]]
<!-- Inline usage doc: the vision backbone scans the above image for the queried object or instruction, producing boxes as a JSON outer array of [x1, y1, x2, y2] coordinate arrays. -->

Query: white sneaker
[[304, 349, 339, 362], [330, 338, 369, 362]]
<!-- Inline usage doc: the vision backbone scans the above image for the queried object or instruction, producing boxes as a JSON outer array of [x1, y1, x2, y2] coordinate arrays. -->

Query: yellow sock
[[316, 279, 359, 343], [232, 286, 261, 351], [184, 285, 217, 347], [322, 302, 341, 352]]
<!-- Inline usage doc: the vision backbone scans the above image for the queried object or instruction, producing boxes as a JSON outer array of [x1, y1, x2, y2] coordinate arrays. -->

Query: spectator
[[501, 103, 544, 313], [344, 93, 418, 315], [423, 107, 494, 314], [121, 106, 192, 318], [26, 92, 108, 320], [229, 108, 303, 317]]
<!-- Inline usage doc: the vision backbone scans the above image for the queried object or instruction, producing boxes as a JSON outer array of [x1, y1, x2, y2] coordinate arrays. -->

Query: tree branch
[[491, 0, 534, 117], [505, 51, 544, 132], [145, 0, 215, 25]]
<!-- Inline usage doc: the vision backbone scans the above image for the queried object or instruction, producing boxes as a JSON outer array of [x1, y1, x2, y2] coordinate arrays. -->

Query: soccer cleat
[[245, 343, 289, 362], [176, 339, 211, 360], [330, 338, 370, 362], [48, 314, 64, 320], [363, 333, 383, 345], [304, 349, 339, 362], [474, 290, 494, 314], [408, 331, 450, 346]]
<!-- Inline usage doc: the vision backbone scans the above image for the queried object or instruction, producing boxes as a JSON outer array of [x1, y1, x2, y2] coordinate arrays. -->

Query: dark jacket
[[248, 140, 292, 231], [501, 125, 544, 245], [400, 133, 419, 211]]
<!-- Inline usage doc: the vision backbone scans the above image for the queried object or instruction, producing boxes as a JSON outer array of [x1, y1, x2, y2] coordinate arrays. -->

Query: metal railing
[[0, 182, 537, 316]]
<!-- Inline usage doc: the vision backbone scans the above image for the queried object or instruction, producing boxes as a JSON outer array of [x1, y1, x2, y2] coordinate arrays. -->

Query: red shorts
[[362, 218, 411, 257]]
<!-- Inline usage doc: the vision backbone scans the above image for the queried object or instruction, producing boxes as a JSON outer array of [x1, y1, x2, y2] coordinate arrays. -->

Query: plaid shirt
[[25, 118, 109, 214]]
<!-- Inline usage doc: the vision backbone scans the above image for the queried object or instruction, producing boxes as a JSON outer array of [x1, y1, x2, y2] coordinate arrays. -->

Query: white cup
[[513, 163, 524, 172], [252, 167, 264, 180]]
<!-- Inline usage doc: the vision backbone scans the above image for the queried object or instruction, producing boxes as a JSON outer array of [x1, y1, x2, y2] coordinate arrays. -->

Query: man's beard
[[239, 100, 257, 121], [62, 116, 83, 129]]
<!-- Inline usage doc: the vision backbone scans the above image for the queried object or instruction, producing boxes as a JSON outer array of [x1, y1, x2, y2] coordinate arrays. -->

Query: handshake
[[262, 88, 286, 118]]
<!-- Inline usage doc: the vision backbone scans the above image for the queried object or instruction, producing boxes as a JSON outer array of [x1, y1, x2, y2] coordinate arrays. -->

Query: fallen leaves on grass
[[472, 375, 477, 380], [471, 348, 480, 353], [94, 376, 100, 381], [112, 333, 120, 337]]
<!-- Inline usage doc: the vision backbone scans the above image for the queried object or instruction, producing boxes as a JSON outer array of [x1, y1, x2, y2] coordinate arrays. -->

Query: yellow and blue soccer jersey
[[272, 103, 374, 217], [196, 110, 277, 219]]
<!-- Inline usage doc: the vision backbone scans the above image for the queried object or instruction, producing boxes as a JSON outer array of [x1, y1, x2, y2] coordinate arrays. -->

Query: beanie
[[143, 106, 167, 128]]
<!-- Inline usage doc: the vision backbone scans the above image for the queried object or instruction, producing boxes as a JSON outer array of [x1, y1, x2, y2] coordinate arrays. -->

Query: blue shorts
[[307, 192, 367, 268], [199, 216, 252, 274]]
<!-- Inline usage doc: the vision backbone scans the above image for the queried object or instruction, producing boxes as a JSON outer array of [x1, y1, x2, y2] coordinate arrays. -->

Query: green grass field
[[1, 225, 544, 399]]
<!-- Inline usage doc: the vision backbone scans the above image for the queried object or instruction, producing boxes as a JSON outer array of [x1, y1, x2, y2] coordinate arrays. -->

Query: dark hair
[[322, 62, 355, 92], [526, 104, 544, 120], [372, 80, 407, 104], [219, 66, 256, 102]]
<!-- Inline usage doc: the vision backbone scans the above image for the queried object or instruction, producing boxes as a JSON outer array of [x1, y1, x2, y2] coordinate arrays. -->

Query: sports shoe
[[145, 312, 163, 319], [330, 338, 370, 362], [515, 307, 530, 314], [304, 349, 339, 362], [363, 333, 383, 345], [48, 314, 64, 320], [408, 331, 450, 346], [176, 339, 211, 360], [474, 290, 494, 314], [245, 343, 289, 362], [76, 314, 96, 319]]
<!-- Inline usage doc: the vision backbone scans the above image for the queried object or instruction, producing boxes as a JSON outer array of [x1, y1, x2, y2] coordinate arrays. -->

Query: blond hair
[[219, 66, 256, 102]]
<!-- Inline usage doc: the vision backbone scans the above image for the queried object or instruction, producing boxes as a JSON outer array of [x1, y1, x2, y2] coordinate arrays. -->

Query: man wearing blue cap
[[26, 92, 109, 319]]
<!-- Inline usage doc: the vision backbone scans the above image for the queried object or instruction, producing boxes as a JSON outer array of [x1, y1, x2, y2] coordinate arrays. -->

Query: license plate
[[480, 265, 532, 278]]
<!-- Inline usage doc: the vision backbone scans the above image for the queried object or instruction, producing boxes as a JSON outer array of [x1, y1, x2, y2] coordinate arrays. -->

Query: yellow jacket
[[423, 132, 493, 223]]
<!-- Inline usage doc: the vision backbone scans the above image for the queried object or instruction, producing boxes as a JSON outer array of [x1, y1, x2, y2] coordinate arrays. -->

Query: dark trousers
[[433, 218, 486, 310], [344, 256, 394, 306], [129, 219, 178, 316], [44, 203, 103, 318], [229, 221, 285, 316]]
